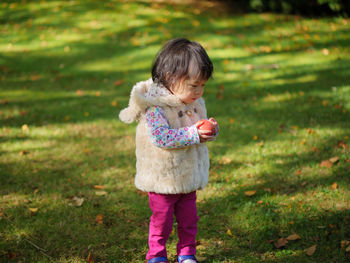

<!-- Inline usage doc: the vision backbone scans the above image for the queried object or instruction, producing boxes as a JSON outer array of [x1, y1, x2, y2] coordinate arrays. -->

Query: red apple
[[198, 119, 215, 135]]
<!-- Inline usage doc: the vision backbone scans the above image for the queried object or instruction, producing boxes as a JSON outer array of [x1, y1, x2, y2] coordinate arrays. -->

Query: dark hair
[[151, 38, 213, 89]]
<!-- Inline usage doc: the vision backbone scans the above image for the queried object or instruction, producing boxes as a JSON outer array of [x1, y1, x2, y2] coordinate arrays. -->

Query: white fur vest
[[119, 79, 210, 194]]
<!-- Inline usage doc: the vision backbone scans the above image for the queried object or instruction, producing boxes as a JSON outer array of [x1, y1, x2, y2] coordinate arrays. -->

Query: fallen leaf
[[226, 228, 233, 236], [256, 141, 264, 147], [329, 157, 339, 163], [331, 182, 338, 190], [307, 128, 315, 134], [69, 196, 84, 207], [257, 200, 263, 204], [229, 118, 235, 124], [111, 101, 118, 107], [191, 20, 200, 27], [95, 214, 103, 224], [295, 170, 302, 175], [312, 147, 319, 152], [341, 240, 350, 249], [134, 190, 147, 197], [76, 90, 84, 96], [87, 251, 94, 263], [21, 124, 29, 131], [306, 244, 317, 256], [337, 141, 348, 149], [219, 157, 232, 165], [29, 207, 38, 213], [322, 48, 329, 55], [95, 191, 107, 196], [113, 79, 125, 86], [253, 135, 258, 140], [19, 150, 29, 156], [274, 238, 288, 248], [287, 233, 301, 241], [33, 189, 39, 195], [319, 160, 333, 168], [95, 91, 101, 96], [245, 190, 256, 196], [93, 185, 105, 190], [30, 74, 40, 81]]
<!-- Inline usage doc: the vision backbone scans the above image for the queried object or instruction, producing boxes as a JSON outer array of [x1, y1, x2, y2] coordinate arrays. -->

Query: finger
[[198, 130, 213, 135], [209, 117, 217, 124], [200, 134, 214, 139]]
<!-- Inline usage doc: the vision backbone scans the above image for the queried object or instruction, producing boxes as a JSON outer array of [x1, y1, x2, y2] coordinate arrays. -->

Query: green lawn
[[1, 1, 350, 262]]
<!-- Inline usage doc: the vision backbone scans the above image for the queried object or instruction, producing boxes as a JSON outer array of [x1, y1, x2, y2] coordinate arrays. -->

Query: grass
[[1, 0, 350, 262]]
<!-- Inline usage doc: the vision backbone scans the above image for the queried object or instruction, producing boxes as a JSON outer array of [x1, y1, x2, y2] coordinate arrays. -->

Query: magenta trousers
[[146, 191, 199, 260]]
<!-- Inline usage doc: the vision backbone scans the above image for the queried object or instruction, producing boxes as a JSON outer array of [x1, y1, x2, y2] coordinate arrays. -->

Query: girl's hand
[[208, 117, 219, 136], [195, 119, 217, 143]]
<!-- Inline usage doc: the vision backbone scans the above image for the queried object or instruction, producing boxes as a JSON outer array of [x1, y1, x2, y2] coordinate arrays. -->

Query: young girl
[[119, 38, 219, 263]]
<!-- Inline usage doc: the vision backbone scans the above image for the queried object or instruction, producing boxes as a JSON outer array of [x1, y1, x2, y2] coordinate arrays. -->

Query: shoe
[[177, 255, 197, 263], [148, 257, 168, 263]]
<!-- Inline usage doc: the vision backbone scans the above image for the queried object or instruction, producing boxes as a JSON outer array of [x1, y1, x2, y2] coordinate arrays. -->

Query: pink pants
[[146, 191, 198, 260]]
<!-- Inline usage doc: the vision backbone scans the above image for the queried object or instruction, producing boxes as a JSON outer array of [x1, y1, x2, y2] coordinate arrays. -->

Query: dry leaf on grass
[[331, 182, 338, 190], [305, 244, 317, 256], [93, 185, 105, 189], [274, 238, 288, 248], [19, 150, 29, 155], [95, 191, 107, 196], [76, 90, 85, 96], [245, 190, 256, 196], [28, 207, 38, 213], [219, 157, 232, 165], [113, 79, 125, 86], [329, 156, 339, 163], [319, 160, 333, 168], [337, 141, 348, 149], [341, 240, 350, 251], [95, 214, 103, 224], [286, 233, 301, 240], [68, 196, 84, 207], [87, 251, 94, 263]]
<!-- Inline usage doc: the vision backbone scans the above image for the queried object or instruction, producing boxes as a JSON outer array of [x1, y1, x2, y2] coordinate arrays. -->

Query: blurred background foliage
[[222, 0, 350, 16]]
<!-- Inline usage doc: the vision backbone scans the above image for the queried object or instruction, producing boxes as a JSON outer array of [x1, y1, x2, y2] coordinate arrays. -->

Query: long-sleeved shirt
[[145, 106, 200, 149]]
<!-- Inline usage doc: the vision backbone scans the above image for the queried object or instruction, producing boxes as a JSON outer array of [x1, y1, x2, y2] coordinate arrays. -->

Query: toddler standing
[[119, 38, 219, 263]]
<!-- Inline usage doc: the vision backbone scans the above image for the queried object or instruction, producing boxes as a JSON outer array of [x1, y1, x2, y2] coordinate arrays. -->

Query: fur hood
[[119, 78, 184, 124]]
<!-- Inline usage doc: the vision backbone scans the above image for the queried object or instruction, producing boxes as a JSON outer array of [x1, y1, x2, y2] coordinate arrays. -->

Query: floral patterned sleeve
[[145, 106, 200, 149]]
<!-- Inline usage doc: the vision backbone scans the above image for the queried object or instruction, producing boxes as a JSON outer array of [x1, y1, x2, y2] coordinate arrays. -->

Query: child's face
[[170, 78, 206, 104]]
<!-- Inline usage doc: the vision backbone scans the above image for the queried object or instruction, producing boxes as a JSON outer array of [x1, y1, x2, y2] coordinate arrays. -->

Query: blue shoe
[[177, 255, 197, 263], [148, 257, 168, 263]]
